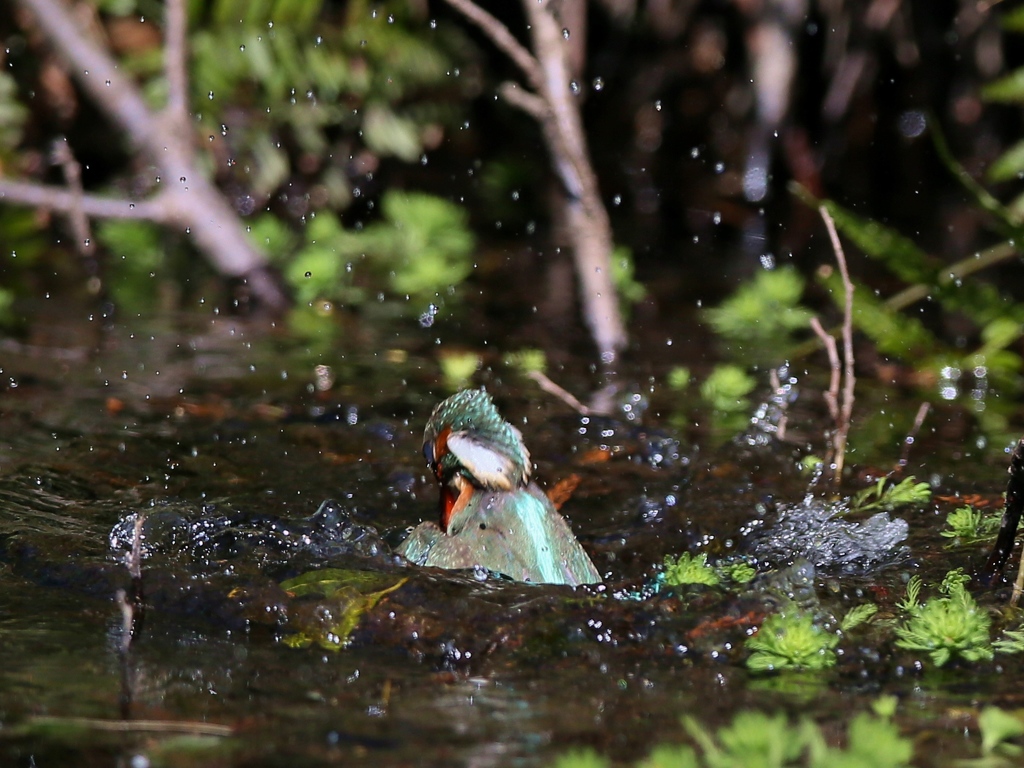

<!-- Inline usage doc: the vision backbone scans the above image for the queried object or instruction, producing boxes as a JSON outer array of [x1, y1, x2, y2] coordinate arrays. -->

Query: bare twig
[[116, 588, 134, 656], [27, 716, 233, 737], [895, 401, 930, 471], [0, 178, 172, 221], [442, 0, 627, 362], [127, 513, 145, 582], [497, 81, 547, 120], [164, 0, 189, 134], [441, 0, 544, 88], [51, 138, 93, 257], [8, 0, 287, 309], [809, 316, 840, 424], [527, 370, 590, 414], [810, 206, 856, 484]]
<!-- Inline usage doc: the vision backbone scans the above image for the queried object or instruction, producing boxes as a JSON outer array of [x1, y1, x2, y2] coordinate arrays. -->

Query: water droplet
[[562, 28, 570, 39], [713, 211, 721, 225], [511, 190, 520, 201], [387, 14, 394, 23], [654, 100, 662, 111], [179, 176, 186, 183], [592, 77, 604, 91], [612, 194, 622, 206], [105, 80, 111, 86], [569, 80, 580, 95], [239, 44, 245, 52], [305, 271, 311, 278], [429, 19, 437, 29], [208, 91, 214, 100]]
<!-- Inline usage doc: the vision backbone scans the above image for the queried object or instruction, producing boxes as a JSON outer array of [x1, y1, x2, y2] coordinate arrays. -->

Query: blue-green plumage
[[398, 389, 600, 586]]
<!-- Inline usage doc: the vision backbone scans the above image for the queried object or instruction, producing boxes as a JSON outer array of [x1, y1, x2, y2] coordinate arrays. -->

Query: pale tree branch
[[7, 0, 288, 309], [441, 0, 544, 89], [0, 178, 174, 221], [164, 0, 189, 133], [816, 205, 856, 484], [50, 137, 94, 256], [442, 0, 627, 361]]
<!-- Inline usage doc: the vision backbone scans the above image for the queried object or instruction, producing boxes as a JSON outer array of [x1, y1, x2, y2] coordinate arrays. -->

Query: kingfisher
[[397, 388, 601, 586]]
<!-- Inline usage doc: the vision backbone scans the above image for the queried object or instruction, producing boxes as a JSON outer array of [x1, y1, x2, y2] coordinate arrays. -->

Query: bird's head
[[422, 388, 531, 529]]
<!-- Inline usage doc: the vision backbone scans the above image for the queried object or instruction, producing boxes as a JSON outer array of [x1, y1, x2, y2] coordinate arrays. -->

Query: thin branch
[[164, 0, 189, 132], [527, 370, 590, 414], [895, 402, 930, 471], [10, 0, 288, 308], [809, 316, 840, 424], [817, 205, 856, 483], [440, 0, 544, 89], [51, 138, 94, 256], [497, 81, 547, 120], [27, 716, 233, 737], [0, 178, 173, 221]]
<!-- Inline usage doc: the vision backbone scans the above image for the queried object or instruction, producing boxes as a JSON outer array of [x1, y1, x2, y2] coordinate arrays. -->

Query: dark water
[[0, 305, 1019, 767]]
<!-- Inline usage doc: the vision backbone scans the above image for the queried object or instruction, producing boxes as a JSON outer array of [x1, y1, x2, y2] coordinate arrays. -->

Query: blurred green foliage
[[96, 219, 171, 312], [248, 190, 474, 308], [704, 267, 812, 363], [551, 709, 913, 768], [848, 476, 931, 514]]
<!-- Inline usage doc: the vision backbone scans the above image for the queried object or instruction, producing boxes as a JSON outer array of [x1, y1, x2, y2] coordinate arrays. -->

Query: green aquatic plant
[[438, 351, 482, 391], [745, 612, 839, 672], [700, 366, 757, 413], [279, 569, 407, 651], [840, 603, 879, 632], [849, 476, 931, 513], [704, 266, 813, 360], [721, 561, 757, 585], [993, 627, 1024, 655], [978, 706, 1024, 757], [667, 367, 692, 391], [894, 571, 993, 666], [551, 750, 611, 768], [663, 552, 721, 587], [680, 709, 911, 768], [661, 554, 757, 590], [504, 349, 547, 375], [941, 505, 1002, 546]]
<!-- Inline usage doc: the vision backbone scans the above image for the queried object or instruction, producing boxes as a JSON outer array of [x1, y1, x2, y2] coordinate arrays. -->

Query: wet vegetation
[[2, 0, 1024, 766]]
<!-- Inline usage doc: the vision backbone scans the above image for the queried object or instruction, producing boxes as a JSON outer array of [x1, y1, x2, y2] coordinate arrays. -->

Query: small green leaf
[[662, 552, 720, 587], [550, 749, 610, 768], [700, 365, 756, 413], [637, 743, 700, 768], [850, 476, 931, 513], [987, 139, 1024, 183], [983, 68, 1024, 104], [746, 612, 839, 672], [979, 707, 1024, 756], [666, 367, 691, 390], [841, 604, 879, 632]]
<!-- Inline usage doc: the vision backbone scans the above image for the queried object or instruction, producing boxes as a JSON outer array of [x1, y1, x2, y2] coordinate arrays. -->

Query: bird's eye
[[423, 440, 434, 466]]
